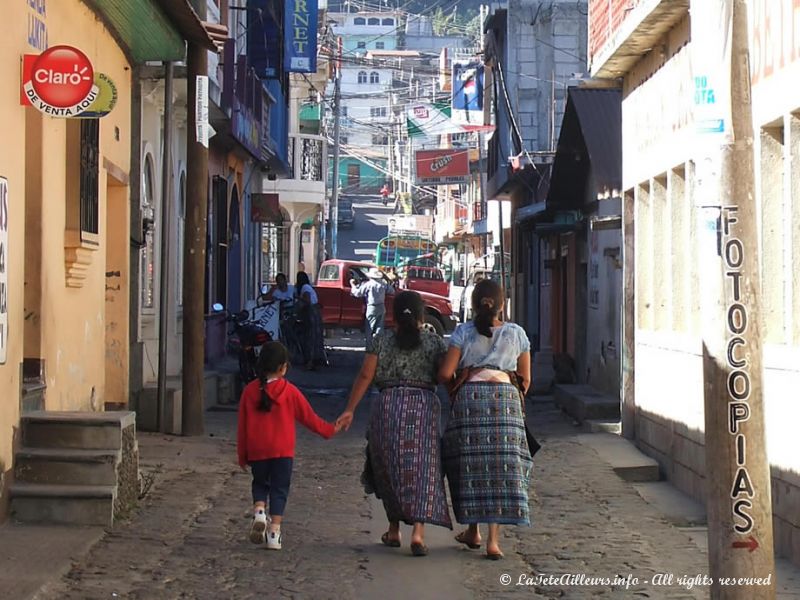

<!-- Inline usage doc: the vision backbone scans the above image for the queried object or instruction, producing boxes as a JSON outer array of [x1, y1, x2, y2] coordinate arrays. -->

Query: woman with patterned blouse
[[336, 291, 452, 557], [438, 278, 533, 560]]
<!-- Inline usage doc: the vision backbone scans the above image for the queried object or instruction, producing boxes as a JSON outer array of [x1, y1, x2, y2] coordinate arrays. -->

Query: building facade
[[590, 0, 800, 566]]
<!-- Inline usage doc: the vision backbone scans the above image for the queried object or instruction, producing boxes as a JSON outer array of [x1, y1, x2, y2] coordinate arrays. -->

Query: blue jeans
[[250, 457, 293, 516], [366, 306, 385, 347]]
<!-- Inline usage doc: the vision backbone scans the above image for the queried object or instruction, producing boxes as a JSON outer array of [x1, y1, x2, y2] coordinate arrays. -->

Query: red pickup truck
[[315, 259, 458, 335]]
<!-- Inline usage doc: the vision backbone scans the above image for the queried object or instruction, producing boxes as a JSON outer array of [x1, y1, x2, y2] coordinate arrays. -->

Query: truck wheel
[[425, 313, 445, 336]]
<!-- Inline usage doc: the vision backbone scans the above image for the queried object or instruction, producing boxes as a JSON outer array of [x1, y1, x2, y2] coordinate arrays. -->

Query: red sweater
[[237, 378, 335, 466]]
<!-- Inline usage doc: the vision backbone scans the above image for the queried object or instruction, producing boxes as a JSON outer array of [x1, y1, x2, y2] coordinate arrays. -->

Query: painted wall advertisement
[[284, 0, 318, 73], [0, 178, 8, 364], [387, 214, 433, 236], [451, 61, 484, 125], [415, 148, 470, 185], [20, 45, 116, 118]]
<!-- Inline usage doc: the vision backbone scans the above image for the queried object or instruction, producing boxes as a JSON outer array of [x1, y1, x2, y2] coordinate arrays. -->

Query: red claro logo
[[22, 45, 99, 116], [33, 46, 94, 107]]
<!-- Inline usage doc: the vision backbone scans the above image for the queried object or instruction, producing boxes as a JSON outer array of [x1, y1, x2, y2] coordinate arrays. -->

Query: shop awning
[[87, 0, 217, 63]]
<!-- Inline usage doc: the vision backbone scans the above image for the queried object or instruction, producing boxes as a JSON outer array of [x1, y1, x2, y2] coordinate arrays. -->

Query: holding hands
[[335, 410, 354, 432]]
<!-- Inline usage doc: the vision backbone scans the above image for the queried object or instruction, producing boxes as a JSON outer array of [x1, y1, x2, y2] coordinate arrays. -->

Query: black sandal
[[381, 532, 401, 548], [410, 542, 428, 556], [455, 531, 481, 549]]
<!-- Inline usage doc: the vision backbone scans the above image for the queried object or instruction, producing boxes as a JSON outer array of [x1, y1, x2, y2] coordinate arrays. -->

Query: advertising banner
[[251, 193, 281, 223], [451, 61, 484, 125], [284, 0, 318, 73], [415, 148, 470, 185], [387, 214, 433, 236]]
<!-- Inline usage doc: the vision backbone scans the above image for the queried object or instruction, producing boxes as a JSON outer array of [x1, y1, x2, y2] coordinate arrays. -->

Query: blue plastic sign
[[284, 0, 318, 73]]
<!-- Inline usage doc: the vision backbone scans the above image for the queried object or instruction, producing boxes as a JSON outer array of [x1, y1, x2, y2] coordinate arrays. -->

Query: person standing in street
[[350, 268, 388, 348], [336, 291, 452, 556], [438, 279, 533, 560], [237, 342, 341, 551], [295, 271, 326, 370]]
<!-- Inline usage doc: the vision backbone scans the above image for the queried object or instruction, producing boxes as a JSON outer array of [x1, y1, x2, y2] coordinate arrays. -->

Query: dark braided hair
[[256, 341, 290, 412], [394, 291, 424, 350], [472, 278, 504, 338]]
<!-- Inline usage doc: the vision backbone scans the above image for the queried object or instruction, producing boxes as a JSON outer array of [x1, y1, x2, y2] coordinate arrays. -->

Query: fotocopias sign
[[20, 45, 117, 118]]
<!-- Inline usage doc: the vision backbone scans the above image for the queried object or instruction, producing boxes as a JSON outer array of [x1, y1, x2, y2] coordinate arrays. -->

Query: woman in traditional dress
[[438, 278, 533, 560], [294, 271, 326, 370], [336, 291, 451, 556]]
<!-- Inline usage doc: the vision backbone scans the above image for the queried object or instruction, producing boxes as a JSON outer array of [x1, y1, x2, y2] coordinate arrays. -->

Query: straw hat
[[366, 267, 384, 280]]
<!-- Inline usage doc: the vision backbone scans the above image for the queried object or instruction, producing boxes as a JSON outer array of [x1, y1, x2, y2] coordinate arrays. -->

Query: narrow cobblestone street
[[27, 347, 778, 600]]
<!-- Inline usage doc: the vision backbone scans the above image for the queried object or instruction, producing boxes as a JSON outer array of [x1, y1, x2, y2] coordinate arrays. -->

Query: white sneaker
[[266, 528, 282, 550], [249, 512, 268, 544]]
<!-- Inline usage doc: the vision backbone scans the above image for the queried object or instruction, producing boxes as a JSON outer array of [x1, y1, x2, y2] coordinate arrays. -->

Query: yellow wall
[[0, 0, 131, 501]]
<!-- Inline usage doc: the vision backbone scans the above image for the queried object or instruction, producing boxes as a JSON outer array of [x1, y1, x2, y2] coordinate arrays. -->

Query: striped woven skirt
[[443, 382, 533, 525], [364, 385, 452, 529]]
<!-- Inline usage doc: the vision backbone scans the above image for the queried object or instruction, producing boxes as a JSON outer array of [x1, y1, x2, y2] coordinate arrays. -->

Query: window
[[372, 134, 389, 145], [318, 264, 340, 281], [375, 42, 385, 49], [357, 41, 366, 49], [369, 72, 380, 84], [370, 107, 387, 118], [141, 154, 156, 310], [358, 71, 367, 84], [368, 17, 380, 25], [354, 17, 366, 25], [342, 106, 348, 117], [80, 120, 99, 236], [260, 222, 289, 284], [382, 18, 394, 25]]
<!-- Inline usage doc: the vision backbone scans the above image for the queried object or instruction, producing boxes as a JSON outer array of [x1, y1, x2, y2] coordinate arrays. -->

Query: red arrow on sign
[[732, 536, 759, 552]]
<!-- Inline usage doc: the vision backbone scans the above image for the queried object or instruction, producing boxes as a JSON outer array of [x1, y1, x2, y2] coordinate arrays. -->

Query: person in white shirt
[[261, 273, 295, 304], [351, 268, 389, 348], [295, 271, 325, 370]]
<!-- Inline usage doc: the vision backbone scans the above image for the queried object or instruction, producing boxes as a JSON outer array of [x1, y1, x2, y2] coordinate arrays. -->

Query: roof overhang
[[589, 0, 689, 79]]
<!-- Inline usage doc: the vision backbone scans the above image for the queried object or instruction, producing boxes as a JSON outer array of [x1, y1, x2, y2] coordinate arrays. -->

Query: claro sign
[[20, 45, 117, 118], [415, 148, 470, 185]]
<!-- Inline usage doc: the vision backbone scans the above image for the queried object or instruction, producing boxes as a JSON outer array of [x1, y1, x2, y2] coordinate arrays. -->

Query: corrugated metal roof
[[569, 87, 622, 193], [86, 0, 216, 63], [546, 87, 621, 209]]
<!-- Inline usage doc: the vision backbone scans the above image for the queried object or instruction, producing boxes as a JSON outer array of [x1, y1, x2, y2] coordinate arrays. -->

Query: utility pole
[[696, 0, 775, 596], [182, 2, 209, 436], [330, 63, 342, 258], [156, 61, 174, 432]]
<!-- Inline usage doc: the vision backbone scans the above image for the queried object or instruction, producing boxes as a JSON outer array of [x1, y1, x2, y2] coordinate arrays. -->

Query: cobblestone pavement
[[38, 348, 718, 600]]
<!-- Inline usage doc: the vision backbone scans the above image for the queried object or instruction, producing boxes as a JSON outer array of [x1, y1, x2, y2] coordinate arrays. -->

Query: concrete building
[[404, 14, 470, 52], [0, 0, 213, 519], [483, 0, 588, 381], [590, 0, 800, 567]]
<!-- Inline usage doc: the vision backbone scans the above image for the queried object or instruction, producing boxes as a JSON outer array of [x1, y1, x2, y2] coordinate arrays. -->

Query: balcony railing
[[289, 134, 326, 183]]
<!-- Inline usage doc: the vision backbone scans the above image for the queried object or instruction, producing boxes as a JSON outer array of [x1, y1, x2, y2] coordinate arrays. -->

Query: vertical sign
[[451, 61, 484, 125], [195, 75, 209, 148], [0, 178, 8, 364], [284, 0, 318, 73]]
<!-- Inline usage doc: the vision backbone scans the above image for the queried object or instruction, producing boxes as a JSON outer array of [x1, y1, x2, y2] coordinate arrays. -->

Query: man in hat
[[350, 267, 389, 347]]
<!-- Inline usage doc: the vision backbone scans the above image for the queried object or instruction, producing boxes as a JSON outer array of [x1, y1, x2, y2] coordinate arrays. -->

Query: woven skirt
[[364, 385, 452, 529], [443, 382, 533, 525]]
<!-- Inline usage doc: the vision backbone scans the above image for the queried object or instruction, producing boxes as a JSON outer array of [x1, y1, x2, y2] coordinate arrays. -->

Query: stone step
[[553, 384, 620, 423], [9, 483, 116, 527], [21, 411, 134, 450], [14, 448, 119, 486], [577, 432, 661, 482], [582, 419, 622, 434]]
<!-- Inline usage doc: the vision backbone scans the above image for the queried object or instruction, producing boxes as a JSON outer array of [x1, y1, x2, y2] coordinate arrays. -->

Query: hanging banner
[[691, 1, 732, 138], [284, 0, 318, 73], [20, 45, 117, 118], [196, 75, 210, 148], [388, 214, 433, 236], [0, 178, 8, 364], [407, 102, 493, 138], [451, 60, 484, 125], [415, 148, 470, 185]]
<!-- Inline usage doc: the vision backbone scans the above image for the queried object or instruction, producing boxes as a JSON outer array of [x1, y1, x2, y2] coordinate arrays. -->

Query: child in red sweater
[[237, 341, 340, 550]]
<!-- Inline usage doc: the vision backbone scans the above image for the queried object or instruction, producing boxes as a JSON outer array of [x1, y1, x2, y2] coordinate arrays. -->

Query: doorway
[[227, 185, 242, 312], [347, 164, 360, 189]]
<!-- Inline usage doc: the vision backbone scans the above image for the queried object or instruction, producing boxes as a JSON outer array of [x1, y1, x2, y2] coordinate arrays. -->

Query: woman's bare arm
[[516, 351, 531, 394]]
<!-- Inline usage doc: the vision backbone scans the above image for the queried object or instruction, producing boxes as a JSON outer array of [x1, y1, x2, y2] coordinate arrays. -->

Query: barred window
[[80, 120, 99, 235]]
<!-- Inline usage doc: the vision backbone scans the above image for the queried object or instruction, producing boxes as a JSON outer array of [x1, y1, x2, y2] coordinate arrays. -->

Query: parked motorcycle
[[215, 303, 272, 384]]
